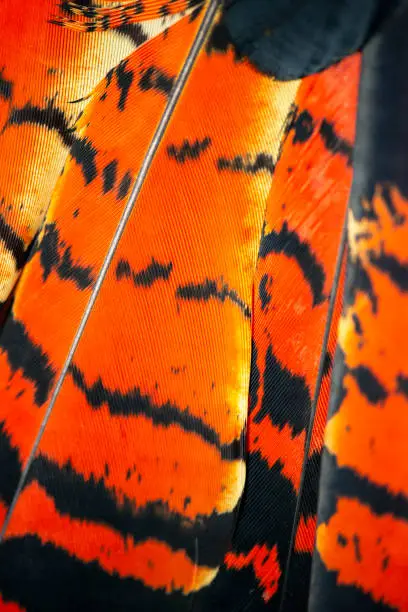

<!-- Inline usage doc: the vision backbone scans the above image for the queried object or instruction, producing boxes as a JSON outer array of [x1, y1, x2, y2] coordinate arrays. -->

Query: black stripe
[[189, 0, 204, 9], [139, 66, 174, 96], [295, 451, 321, 520], [255, 346, 311, 436], [0, 215, 26, 269], [116, 258, 173, 286], [259, 222, 326, 306], [0, 421, 22, 506], [26, 454, 234, 568], [248, 339, 260, 413], [7, 102, 74, 148], [0, 71, 13, 101], [36, 223, 94, 289], [102, 160, 118, 194], [69, 364, 243, 461], [280, 551, 314, 612], [319, 120, 353, 166], [0, 535, 191, 612], [318, 449, 408, 525], [193, 563, 266, 611], [58, 247, 95, 289], [0, 316, 55, 406], [370, 251, 408, 292], [259, 273, 272, 310], [286, 108, 315, 144], [203, 452, 298, 610], [115, 23, 148, 46], [309, 551, 394, 612], [234, 451, 297, 557], [217, 153, 274, 175], [347, 256, 378, 314], [279, 219, 347, 612], [167, 137, 211, 163], [176, 278, 251, 318]]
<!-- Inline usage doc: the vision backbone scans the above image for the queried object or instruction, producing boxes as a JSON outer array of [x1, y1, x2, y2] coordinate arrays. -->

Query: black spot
[[352, 534, 362, 562], [259, 221, 326, 306], [115, 259, 132, 280], [70, 137, 98, 184], [115, 22, 148, 47], [352, 313, 363, 335], [397, 374, 408, 398], [38, 224, 59, 281], [351, 365, 387, 404], [117, 171, 132, 200], [337, 533, 348, 547], [115, 61, 134, 111], [160, 3, 170, 16], [0, 316, 55, 405], [115, 258, 172, 287], [183, 496, 191, 510], [259, 274, 272, 310], [167, 138, 211, 163], [286, 109, 315, 144], [102, 160, 118, 194], [176, 278, 251, 318], [139, 66, 174, 96], [0, 71, 13, 101]]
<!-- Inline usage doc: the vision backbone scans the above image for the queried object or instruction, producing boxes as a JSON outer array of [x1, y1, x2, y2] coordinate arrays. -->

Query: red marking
[[225, 544, 282, 602], [295, 514, 317, 553], [249, 417, 305, 492], [0, 594, 26, 612]]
